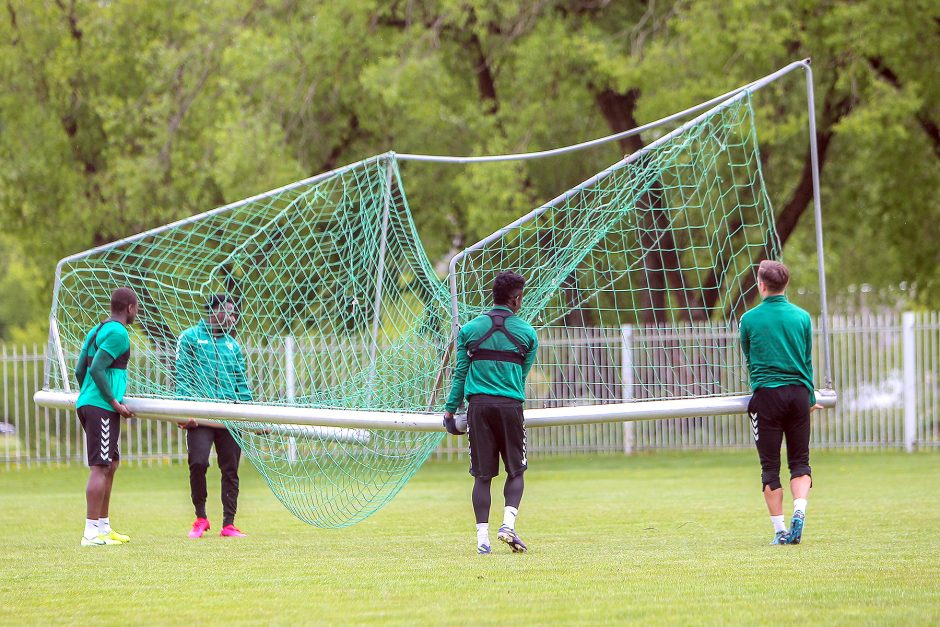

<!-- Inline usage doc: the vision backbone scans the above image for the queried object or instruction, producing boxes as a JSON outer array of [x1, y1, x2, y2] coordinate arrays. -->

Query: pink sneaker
[[188, 517, 210, 539], [220, 524, 246, 538]]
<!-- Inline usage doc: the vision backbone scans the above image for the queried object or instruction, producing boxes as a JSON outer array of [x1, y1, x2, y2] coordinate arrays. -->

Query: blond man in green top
[[74, 287, 138, 546], [443, 271, 538, 554]]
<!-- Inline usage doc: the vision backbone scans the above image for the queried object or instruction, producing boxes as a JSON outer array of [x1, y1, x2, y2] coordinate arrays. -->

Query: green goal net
[[452, 92, 778, 408], [47, 156, 453, 527], [43, 90, 784, 527]]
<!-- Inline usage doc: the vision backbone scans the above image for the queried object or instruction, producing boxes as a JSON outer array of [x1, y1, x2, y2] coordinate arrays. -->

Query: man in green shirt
[[176, 294, 252, 539], [740, 260, 821, 545], [443, 271, 538, 555], [74, 287, 138, 546]]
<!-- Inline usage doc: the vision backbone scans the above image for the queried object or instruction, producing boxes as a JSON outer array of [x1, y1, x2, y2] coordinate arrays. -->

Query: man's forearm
[[89, 362, 115, 404], [444, 345, 469, 412], [444, 380, 466, 413]]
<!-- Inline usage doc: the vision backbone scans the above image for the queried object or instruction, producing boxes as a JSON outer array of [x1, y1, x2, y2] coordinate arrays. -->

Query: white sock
[[98, 517, 112, 533], [502, 506, 518, 530], [770, 515, 786, 534], [793, 498, 807, 516], [476, 523, 489, 547], [84, 519, 98, 539]]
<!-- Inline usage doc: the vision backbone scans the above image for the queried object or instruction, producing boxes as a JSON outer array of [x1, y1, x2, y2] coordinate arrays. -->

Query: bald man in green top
[[443, 271, 538, 555], [74, 287, 138, 546]]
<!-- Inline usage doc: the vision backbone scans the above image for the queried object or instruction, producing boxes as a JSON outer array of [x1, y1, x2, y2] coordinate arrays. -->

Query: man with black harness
[[74, 287, 138, 546], [443, 271, 538, 555]]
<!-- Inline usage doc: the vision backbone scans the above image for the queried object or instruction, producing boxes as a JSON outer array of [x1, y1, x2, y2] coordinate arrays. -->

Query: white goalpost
[[34, 58, 836, 527]]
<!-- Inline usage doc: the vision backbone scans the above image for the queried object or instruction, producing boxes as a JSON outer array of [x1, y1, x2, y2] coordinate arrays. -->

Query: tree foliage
[[1, 0, 937, 340]]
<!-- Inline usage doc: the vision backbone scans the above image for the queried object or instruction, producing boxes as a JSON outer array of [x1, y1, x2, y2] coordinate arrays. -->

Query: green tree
[[1, 0, 937, 342]]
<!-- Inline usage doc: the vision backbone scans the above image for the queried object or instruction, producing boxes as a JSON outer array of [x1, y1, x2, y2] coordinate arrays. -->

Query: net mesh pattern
[[46, 93, 779, 526]]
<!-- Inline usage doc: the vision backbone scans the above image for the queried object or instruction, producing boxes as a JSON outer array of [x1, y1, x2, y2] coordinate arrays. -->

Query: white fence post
[[902, 312, 916, 453], [621, 325, 634, 455], [285, 336, 298, 463]]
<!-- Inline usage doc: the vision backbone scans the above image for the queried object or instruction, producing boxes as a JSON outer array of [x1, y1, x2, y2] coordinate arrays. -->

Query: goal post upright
[[801, 59, 834, 390], [367, 157, 396, 399]]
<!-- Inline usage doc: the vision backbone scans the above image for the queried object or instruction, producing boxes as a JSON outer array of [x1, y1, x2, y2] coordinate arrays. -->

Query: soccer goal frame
[[35, 58, 836, 430]]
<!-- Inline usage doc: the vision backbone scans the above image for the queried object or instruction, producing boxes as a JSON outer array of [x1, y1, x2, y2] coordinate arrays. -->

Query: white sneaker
[[81, 533, 122, 546], [81, 535, 106, 546]]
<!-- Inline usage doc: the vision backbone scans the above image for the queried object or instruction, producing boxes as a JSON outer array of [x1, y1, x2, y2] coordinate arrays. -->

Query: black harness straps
[[466, 309, 528, 366], [86, 320, 131, 370]]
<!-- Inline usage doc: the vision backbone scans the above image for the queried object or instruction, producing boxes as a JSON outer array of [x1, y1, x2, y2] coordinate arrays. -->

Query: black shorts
[[78, 405, 121, 467], [467, 394, 527, 480], [747, 385, 812, 490]]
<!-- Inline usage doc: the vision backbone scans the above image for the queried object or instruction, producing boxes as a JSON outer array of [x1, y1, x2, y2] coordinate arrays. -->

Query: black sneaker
[[497, 525, 527, 553]]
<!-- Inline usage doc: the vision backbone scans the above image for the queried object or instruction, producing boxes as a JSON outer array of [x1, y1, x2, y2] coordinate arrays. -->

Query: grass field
[[2, 450, 939, 625]]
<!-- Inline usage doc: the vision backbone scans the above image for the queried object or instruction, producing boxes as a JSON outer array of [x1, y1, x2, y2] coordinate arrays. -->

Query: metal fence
[[3, 312, 938, 468]]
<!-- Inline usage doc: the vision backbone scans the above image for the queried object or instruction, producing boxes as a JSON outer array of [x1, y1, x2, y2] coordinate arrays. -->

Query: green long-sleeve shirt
[[740, 295, 816, 405], [445, 306, 538, 413], [175, 320, 252, 402]]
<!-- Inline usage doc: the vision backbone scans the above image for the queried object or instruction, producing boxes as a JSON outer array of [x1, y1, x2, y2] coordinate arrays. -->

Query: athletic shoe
[[220, 524, 247, 537], [81, 533, 122, 546], [786, 511, 805, 545], [769, 530, 790, 545], [477, 543, 492, 555], [497, 525, 527, 553], [188, 517, 211, 539], [105, 529, 130, 543]]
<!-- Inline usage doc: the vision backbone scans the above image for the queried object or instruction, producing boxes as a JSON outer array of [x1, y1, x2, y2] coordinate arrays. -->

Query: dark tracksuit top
[[739, 294, 816, 405], [445, 306, 539, 413]]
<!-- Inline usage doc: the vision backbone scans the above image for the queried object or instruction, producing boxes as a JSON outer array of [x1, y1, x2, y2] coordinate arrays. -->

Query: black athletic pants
[[748, 385, 812, 491], [187, 426, 241, 526]]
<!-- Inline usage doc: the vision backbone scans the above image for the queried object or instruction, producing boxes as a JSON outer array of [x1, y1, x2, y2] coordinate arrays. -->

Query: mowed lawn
[[1, 450, 938, 625]]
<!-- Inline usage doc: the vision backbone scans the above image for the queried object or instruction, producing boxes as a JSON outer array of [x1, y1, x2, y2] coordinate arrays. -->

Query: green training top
[[445, 306, 539, 413], [739, 294, 816, 405], [175, 320, 252, 402], [76, 320, 131, 411]]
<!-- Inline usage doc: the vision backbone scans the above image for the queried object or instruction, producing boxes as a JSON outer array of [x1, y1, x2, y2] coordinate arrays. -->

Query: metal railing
[[3, 312, 938, 468]]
